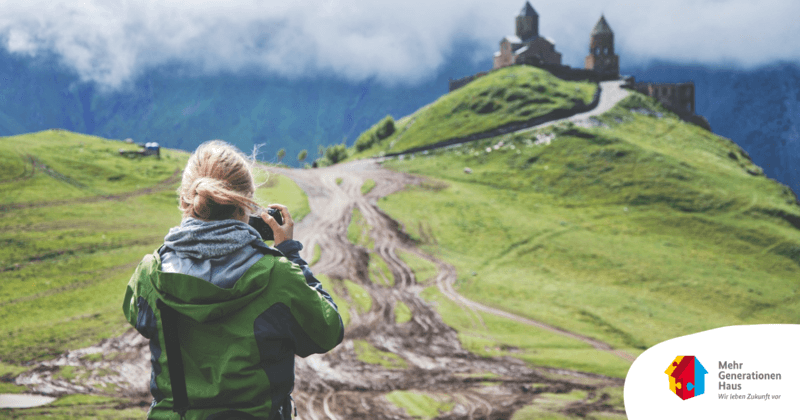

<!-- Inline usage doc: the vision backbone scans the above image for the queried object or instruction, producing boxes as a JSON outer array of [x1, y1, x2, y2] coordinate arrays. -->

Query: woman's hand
[[261, 203, 294, 246]]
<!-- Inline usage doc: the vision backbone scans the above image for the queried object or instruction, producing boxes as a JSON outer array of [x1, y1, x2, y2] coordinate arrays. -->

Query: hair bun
[[177, 140, 260, 221]]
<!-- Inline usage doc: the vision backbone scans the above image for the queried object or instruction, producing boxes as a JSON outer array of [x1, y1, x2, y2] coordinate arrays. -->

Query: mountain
[[623, 61, 800, 196], [0, 44, 486, 167], [0, 45, 798, 195]]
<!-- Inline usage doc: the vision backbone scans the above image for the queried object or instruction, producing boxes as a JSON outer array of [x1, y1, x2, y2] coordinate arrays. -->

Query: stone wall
[[448, 71, 490, 92], [633, 82, 695, 116]]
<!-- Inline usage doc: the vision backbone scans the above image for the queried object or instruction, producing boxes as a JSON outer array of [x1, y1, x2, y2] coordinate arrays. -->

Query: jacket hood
[[144, 250, 279, 323], [163, 217, 264, 260]]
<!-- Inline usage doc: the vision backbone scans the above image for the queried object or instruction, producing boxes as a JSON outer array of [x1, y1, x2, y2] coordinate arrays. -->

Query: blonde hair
[[178, 140, 259, 221]]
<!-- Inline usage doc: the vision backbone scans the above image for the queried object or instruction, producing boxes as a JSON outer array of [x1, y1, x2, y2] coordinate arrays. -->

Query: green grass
[[347, 207, 373, 249], [396, 249, 438, 284], [310, 243, 322, 266], [361, 178, 376, 195], [0, 131, 187, 364], [368, 252, 394, 286], [394, 301, 412, 323], [1, 394, 145, 419], [335, 177, 343, 186], [344, 280, 372, 314], [255, 171, 310, 223], [384, 390, 454, 420], [0, 130, 311, 372], [352, 339, 408, 369], [348, 66, 597, 158], [79, 352, 105, 363], [377, 93, 800, 374], [0, 382, 28, 393], [511, 387, 626, 420], [53, 365, 78, 381], [420, 286, 630, 377], [510, 390, 591, 420], [0, 130, 182, 205], [0, 362, 29, 378]]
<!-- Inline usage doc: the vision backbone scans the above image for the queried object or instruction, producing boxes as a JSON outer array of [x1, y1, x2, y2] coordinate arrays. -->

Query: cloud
[[0, 0, 797, 90]]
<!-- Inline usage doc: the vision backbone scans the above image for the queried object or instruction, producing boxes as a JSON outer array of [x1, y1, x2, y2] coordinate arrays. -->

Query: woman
[[123, 140, 343, 420]]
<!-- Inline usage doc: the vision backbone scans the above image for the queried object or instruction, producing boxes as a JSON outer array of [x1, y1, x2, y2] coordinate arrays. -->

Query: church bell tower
[[516, 2, 539, 41], [585, 15, 619, 79]]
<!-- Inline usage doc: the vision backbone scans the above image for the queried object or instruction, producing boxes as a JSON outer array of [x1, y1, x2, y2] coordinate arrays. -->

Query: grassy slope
[[0, 131, 309, 383], [377, 93, 800, 377], [348, 66, 597, 159], [1, 395, 146, 419]]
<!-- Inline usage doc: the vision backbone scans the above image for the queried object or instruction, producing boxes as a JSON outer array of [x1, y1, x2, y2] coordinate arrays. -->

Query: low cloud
[[0, 0, 797, 90]]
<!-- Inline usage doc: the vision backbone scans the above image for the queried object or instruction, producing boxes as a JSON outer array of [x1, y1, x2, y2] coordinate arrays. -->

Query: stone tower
[[516, 2, 539, 41], [585, 15, 619, 79]]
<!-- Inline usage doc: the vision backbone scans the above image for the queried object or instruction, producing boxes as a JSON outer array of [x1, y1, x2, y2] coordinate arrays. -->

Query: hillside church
[[492, 2, 619, 79], [450, 2, 698, 124]]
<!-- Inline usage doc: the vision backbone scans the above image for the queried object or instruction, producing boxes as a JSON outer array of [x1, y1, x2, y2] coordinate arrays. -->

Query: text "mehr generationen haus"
[[719, 361, 782, 391]]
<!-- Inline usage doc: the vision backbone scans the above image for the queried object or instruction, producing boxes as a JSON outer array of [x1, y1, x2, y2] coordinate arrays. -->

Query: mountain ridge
[[0, 45, 797, 195]]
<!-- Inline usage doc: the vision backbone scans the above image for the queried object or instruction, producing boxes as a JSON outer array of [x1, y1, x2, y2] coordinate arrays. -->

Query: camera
[[248, 208, 284, 241]]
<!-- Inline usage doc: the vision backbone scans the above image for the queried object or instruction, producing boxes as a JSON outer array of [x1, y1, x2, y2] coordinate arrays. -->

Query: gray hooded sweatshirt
[[159, 217, 307, 289]]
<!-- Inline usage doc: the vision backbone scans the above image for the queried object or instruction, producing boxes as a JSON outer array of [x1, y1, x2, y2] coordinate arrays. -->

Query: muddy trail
[[11, 160, 629, 418], [269, 160, 629, 418]]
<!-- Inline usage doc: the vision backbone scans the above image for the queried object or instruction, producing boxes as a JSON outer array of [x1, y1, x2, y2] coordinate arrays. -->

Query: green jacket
[[123, 244, 343, 419]]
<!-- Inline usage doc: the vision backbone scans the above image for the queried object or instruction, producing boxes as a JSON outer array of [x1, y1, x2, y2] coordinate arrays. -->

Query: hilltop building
[[584, 16, 619, 79], [492, 2, 562, 69], [448, 3, 702, 129]]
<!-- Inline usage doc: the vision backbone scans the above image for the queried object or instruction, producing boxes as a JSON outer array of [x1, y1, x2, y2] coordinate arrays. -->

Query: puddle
[[0, 393, 57, 408]]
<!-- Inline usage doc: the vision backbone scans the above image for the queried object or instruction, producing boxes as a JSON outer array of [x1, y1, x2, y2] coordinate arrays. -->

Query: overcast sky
[[0, 0, 797, 90]]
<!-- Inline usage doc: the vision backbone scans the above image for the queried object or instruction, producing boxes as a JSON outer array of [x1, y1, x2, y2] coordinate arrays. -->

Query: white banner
[[625, 325, 800, 419]]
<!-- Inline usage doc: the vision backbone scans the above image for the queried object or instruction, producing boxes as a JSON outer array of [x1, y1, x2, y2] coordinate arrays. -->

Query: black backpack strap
[[157, 299, 189, 418]]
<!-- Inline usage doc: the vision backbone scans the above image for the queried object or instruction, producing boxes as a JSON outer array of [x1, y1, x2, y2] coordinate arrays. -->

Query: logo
[[665, 356, 708, 400]]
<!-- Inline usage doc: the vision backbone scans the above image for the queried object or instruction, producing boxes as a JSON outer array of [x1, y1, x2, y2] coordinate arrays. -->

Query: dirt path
[[271, 160, 636, 362], [266, 160, 630, 418]]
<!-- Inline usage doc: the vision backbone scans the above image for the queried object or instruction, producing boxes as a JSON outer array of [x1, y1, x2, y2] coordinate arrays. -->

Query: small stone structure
[[629, 79, 708, 129], [633, 82, 695, 116]]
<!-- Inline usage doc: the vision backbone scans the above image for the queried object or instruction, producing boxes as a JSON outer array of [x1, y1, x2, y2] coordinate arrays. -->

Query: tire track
[[269, 160, 630, 419], [274, 162, 635, 363]]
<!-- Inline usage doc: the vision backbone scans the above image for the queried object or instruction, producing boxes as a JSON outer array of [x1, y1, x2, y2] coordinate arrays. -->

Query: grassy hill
[[376, 91, 800, 380], [348, 66, 597, 159], [3, 69, 800, 418], [0, 131, 308, 406]]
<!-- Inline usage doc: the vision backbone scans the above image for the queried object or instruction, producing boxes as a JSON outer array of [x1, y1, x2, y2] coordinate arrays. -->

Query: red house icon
[[665, 356, 706, 400]]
